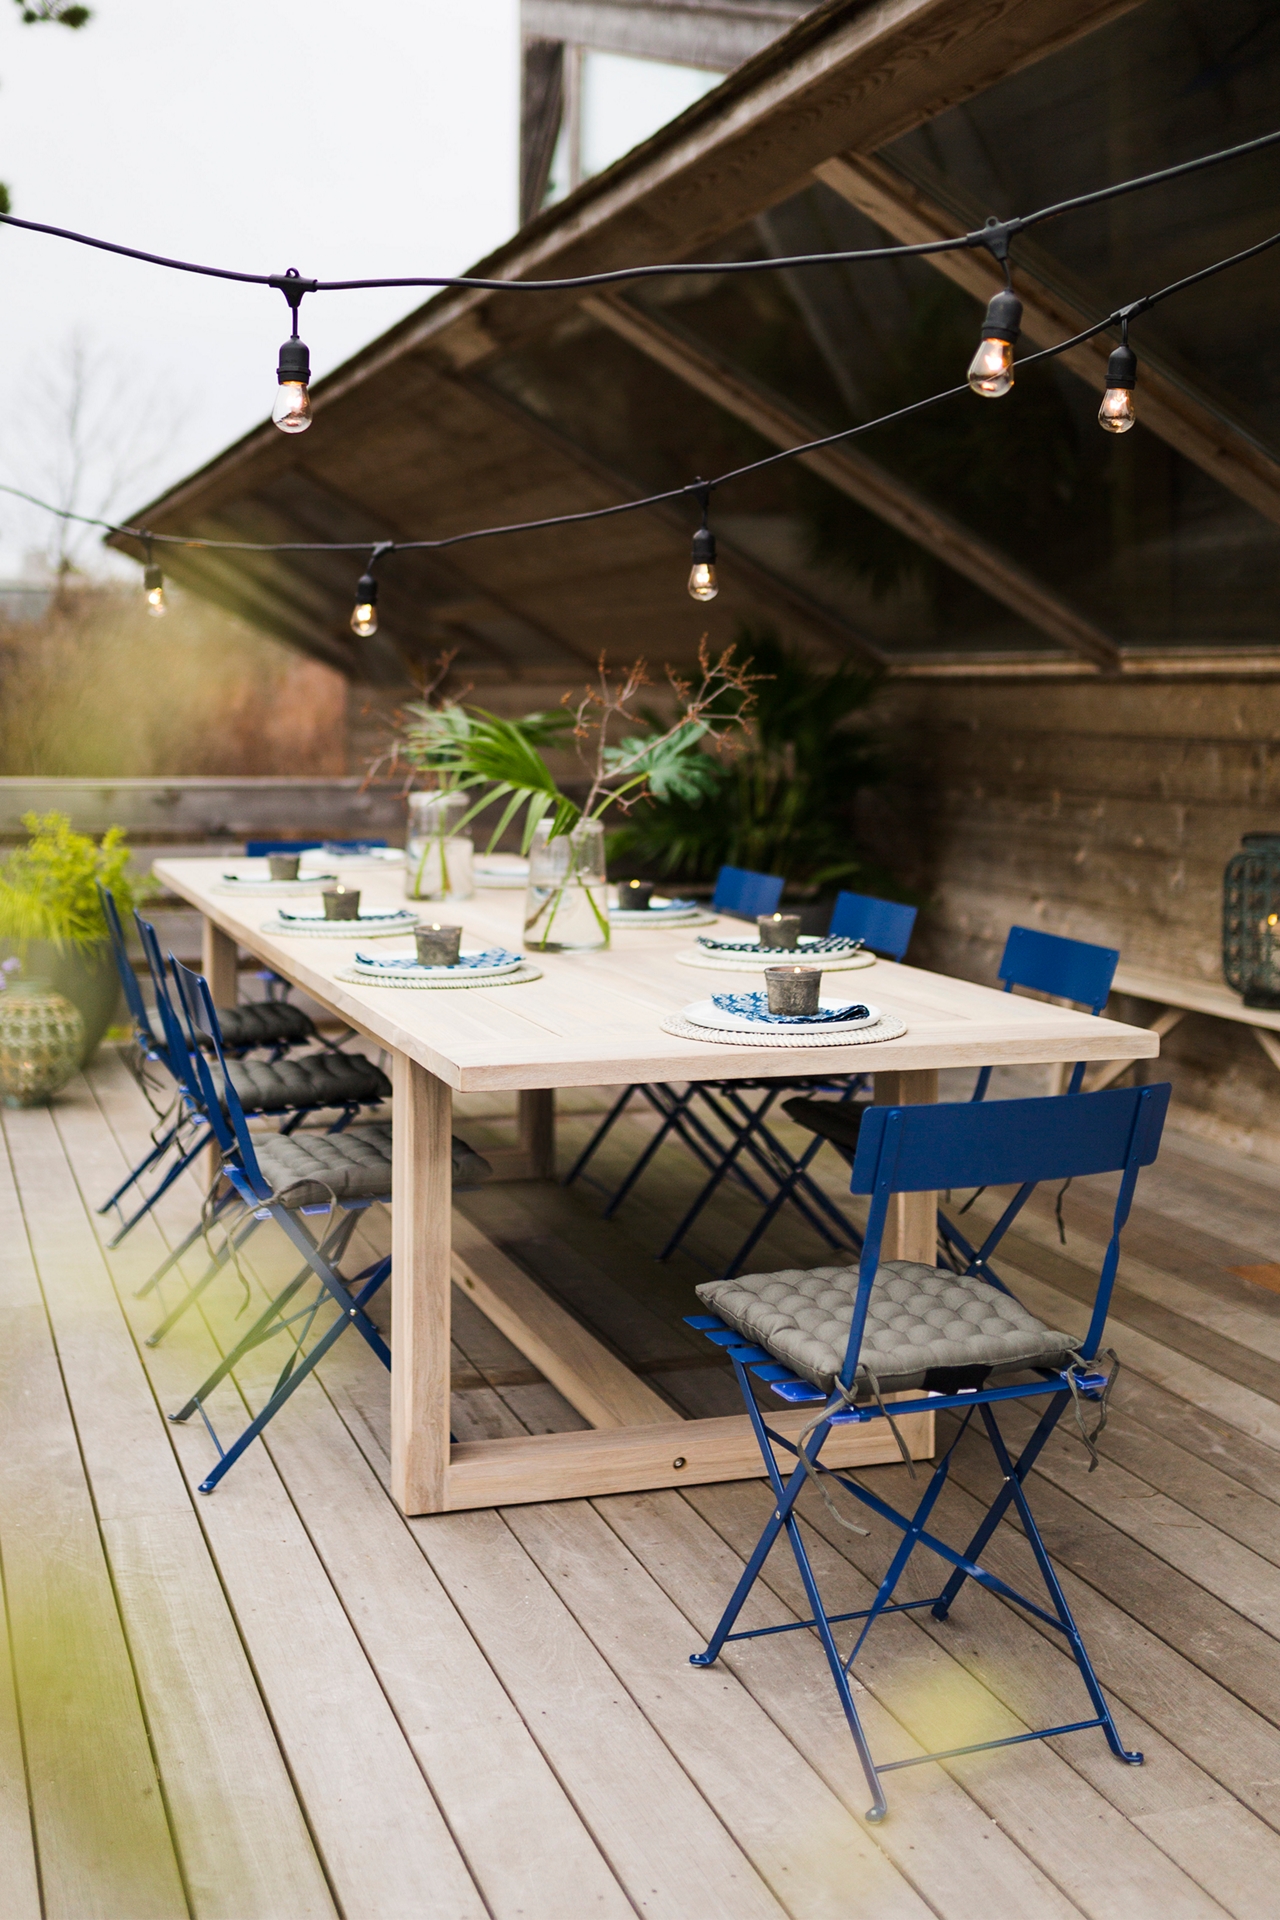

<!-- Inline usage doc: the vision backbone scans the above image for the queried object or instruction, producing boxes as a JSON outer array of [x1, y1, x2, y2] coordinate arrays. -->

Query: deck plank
[[0, 1110, 188, 1920]]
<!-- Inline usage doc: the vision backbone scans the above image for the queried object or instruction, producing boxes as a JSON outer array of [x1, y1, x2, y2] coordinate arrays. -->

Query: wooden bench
[[1086, 963, 1280, 1090]]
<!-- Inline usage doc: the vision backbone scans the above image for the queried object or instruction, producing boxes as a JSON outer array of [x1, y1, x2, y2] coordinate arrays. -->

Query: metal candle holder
[[621, 879, 655, 910], [321, 885, 361, 921], [765, 965, 822, 1015], [415, 922, 463, 966], [758, 912, 801, 950], [268, 854, 301, 882]]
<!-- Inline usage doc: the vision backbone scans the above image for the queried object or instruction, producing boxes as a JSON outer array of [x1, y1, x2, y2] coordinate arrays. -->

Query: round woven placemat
[[610, 908, 719, 930], [675, 947, 875, 974], [261, 917, 418, 938], [335, 963, 543, 990], [659, 1010, 906, 1047]]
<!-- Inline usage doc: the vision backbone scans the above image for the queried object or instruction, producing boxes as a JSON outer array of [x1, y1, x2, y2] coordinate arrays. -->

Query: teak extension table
[[154, 859, 1160, 1515]]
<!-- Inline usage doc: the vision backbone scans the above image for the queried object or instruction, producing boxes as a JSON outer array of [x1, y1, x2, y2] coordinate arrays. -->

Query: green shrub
[[0, 812, 149, 950]]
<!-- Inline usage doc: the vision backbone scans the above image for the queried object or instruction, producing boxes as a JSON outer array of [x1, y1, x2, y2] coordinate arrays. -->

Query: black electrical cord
[[3, 222, 1276, 566], [0, 126, 1276, 301]]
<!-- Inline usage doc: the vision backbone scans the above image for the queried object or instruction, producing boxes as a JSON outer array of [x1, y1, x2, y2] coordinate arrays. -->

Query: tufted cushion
[[697, 1260, 1075, 1393], [254, 1124, 491, 1207], [213, 1002, 316, 1050], [226, 1051, 391, 1114]]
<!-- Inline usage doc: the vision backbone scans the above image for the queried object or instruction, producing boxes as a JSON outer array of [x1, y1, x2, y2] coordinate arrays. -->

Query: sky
[[0, 0, 521, 579]]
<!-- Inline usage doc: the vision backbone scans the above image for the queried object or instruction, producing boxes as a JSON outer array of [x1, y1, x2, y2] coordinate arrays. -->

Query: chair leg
[[930, 1391, 1067, 1620], [98, 1118, 182, 1213], [146, 1212, 266, 1346], [196, 1257, 391, 1494], [105, 1124, 213, 1249], [562, 1085, 637, 1187], [134, 1182, 237, 1298], [691, 1367, 888, 1821]]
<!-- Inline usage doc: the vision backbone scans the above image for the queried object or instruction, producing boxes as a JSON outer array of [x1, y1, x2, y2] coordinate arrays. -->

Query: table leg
[[391, 1054, 453, 1515], [201, 916, 239, 1012], [517, 1088, 555, 1179], [871, 1069, 938, 1264]]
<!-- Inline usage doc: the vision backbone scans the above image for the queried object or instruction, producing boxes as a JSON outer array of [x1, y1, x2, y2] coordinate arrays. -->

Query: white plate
[[681, 996, 880, 1035]]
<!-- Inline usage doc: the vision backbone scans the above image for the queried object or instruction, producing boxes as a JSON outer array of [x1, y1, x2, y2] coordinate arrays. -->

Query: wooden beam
[[450, 1212, 673, 1428], [391, 1056, 453, 1515], [583, 291, 1120, 670], [443, 1402, 934, 1511], [872, 1069, 938, 1264], [817, 153, 1280, 533], [119, 1, 1143, 536]]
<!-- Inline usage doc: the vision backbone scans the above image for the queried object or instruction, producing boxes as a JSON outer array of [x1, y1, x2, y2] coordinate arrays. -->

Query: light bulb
[[967, 288, 1022, 399], [273, 334, 312, 434], [688, 523, 718, 601], [143, 564, 167, 618], [1098, 387, 1136, 433], [272, 381, 312, 433], [350, 570, 379, 637], [1098, 339, 1137, 435], [967, 335, 1015, 398]]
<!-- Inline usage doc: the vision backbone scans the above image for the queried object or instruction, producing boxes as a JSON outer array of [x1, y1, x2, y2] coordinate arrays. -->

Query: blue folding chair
[[686, 1081, 1170, 1821], [562, 864, 785, 1205], [160, 958, 490, 1491], [650, 890, 919, 1276], [781, 924, 1119, 1273], [131, 912, 393, 1342], [244, 838, 389, 858], [95, 885, 214, 1246]]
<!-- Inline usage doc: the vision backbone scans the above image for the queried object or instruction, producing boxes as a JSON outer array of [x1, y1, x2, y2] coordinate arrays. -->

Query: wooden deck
[[3, 1049, 1280, 1919]]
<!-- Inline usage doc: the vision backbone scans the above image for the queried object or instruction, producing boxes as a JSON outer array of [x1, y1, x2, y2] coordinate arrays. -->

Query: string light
[[0, 220, 1273, 628], [967, 288, 1023, 398], [1098, 324, 1138, 433], [350, 543, 393, 636], [142, 540, 166, 616], [687, 488, 718, 602], [271, 269, 313, 434]]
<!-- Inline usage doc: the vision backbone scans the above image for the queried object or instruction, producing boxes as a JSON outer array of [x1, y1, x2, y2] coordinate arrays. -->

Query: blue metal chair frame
[[685, 1081, 1170, 1822], [648, 891, 919, 1274], [95, 886, 214, 1247], [563, 864, 784, 1201], [244, 838, 389, 858], [130, 913, 387, 1342], [165, 959, 391, 1494]]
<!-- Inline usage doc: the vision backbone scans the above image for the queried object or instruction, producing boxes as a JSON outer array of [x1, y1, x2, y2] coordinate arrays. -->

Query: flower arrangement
[[0, 811, 149, 952]]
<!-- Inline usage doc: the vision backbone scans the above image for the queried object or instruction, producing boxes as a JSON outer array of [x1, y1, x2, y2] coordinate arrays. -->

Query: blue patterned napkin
[[711, 991, 870, 1026], [697, 933, 865, 954], [279, 905, 415, 923], [355, 947, 520, 972]]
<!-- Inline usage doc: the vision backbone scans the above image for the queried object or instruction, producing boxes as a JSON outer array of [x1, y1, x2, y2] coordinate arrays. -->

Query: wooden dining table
[[153, 857, 1160, 1515]]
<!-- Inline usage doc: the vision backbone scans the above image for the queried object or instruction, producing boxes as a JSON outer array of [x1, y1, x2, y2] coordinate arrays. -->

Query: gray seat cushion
[[227, 1051, 391, 1114], [253, 1124, 491, 1208], [697, 1260, 1075, 1393], [214, 1002, 316, 1050]]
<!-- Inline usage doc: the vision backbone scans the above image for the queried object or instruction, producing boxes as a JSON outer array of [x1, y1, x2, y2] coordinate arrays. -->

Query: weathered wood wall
[[864, 674, 1280, 1160]]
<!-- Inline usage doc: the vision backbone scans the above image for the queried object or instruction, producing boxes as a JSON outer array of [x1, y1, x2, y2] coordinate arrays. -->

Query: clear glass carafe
[[405, 789, 474, 902], [524, 818, 609, 951]]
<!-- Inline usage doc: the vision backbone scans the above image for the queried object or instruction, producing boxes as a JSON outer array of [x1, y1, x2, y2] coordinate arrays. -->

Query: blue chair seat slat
[[724, 1344, 773, 1365], [749, 1361, 802, 1382], [684, 1314, 729, 1331], [767, 1377, 828, 1404], [703, 1326, 751, 1346]]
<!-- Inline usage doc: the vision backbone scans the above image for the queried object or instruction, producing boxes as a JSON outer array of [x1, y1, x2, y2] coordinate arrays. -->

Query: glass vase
[[0, 978, 85, 1108], [405, 789, 474, 902], [524, 818, 610, 952]]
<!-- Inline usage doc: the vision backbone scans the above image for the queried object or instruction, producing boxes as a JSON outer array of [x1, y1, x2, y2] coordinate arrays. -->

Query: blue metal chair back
[[170, 959, 270, 1195], [999, 926, 1118, 1016], [245, 839, 388, 858], [847, 1083, 1169, 1387], [133, 913, 234, 1143], [98, 884, 159, 1050], [829, 890, 917, 961], [971, 925, 1120, 1102], [711, 866, 785, 922]]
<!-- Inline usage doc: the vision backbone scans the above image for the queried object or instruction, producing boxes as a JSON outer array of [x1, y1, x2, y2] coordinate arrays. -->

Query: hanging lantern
[[1222, 834, 1280, 1007]]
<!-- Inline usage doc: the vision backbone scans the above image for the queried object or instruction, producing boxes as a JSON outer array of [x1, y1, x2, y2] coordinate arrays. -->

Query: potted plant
[[0, 811, 150, 1064], [387, 645, 754, 951]]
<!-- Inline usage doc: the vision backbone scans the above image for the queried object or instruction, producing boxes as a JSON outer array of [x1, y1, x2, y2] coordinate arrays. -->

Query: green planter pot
[[10, 940, 122, 1065]]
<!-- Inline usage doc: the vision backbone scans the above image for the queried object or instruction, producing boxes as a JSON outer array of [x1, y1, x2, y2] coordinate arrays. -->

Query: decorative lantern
[[1223, 833, 1280, 1007]]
